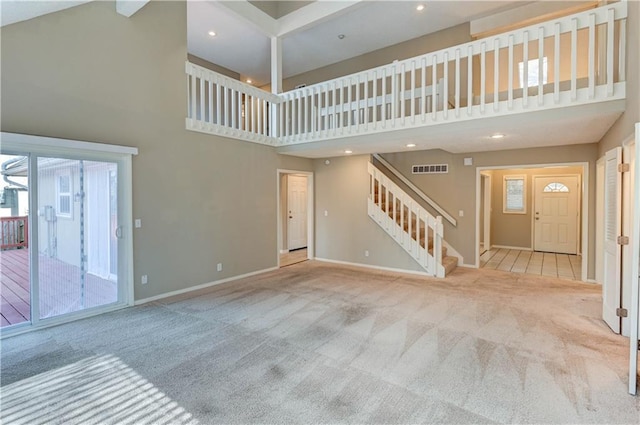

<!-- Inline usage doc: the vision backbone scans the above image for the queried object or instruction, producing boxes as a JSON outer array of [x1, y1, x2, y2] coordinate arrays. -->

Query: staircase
[[368, 162, 458, 277]]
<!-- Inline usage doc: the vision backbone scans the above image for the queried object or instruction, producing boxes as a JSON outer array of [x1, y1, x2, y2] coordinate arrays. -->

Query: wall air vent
[[412, 164, 449, 174]]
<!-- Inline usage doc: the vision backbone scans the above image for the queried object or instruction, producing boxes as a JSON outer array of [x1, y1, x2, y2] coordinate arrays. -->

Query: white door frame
[[532, 174, 581, 255], [628, 122, 639, 395], [0, 132, 136, 338], [277, 169, 314, 267], [476, 162, 589, 282], [481, 172, 492, 253]]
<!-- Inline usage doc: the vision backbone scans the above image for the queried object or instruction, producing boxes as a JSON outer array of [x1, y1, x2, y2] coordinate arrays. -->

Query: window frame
[[503, 175, 527, 214], [56, 170, 73, 218], [518, 57, 548, 88]]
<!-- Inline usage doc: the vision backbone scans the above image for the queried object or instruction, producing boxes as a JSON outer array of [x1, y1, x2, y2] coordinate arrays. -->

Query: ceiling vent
[[412, 164, 449, 174]]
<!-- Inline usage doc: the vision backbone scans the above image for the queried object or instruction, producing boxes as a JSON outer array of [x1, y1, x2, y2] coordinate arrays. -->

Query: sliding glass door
[[0, 133, 135, 332], [37, 158, 120, 320], [0, 154, 30, 327]]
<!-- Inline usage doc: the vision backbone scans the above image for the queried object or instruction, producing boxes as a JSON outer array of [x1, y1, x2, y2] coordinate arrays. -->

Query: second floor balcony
[[185, 2, 627, 157]]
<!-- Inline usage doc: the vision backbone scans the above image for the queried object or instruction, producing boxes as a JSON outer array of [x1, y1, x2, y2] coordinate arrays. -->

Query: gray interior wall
[[490, 166, 584, 249], [280, 23, 472, 92], [599, 0, 639, 154], [313, 155, 423, 273], [187, 54, 240, 80], [0, 1, 312, 301], [377, 144, 597, 276]]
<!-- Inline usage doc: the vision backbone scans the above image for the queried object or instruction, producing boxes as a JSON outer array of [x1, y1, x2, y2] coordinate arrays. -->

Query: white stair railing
[[368, 162, 445, 277], [185, 62, 280, 145]]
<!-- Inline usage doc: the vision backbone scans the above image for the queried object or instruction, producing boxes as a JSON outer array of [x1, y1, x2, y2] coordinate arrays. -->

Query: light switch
[[134, 219, 142, 228], [459, 210, 464, 217], [464, 157, 473, 166], [324, 210, 328, 217]]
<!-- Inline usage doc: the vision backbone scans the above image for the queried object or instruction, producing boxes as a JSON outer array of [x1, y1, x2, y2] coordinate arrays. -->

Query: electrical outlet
[[217, 263, 223, 272], [324, 210, 328, 217], [365, 250, 369, 257], [134, 219, 142, 228], [141, 275, 148, 284]]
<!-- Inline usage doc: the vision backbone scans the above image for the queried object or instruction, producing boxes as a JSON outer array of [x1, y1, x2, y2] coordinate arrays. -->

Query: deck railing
[[1, 216, 28, 250], [186, 2, 627, 147]]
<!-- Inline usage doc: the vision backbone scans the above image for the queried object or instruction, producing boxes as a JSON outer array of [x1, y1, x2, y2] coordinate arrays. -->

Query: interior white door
[[603, 147, 622, 334], [533, 175, 579, 254], [287, 175, 307, 251]]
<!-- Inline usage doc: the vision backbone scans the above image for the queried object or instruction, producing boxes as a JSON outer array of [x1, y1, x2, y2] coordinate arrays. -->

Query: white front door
[[533, 175, 579, 254], [603, 147, 622, 334], [287, 175, 307, 251]]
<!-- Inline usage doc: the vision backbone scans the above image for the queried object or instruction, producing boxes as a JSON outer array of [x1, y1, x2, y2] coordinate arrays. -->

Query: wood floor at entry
[[481, 248, 582, 280]]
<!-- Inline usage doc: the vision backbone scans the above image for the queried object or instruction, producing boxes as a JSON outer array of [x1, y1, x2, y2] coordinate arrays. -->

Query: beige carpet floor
[[1, 261, 639, 424]]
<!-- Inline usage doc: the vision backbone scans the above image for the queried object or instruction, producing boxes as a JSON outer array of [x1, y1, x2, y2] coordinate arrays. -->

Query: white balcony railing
[[186, 62, 280, 145], [186, 2, 627, 147]]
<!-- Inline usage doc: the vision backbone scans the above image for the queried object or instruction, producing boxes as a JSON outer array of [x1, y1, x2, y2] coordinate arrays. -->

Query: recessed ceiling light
[[490, 133, 505, 139], [406, 143, 416, 148], [246, 79, 252, 84], [208, 31, 216, 37], [338, 34, 345, 40], [344, 150, 353, 154], [416, 4, 425, 11]]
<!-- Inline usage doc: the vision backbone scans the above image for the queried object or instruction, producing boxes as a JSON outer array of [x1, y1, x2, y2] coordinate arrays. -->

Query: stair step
[[442, 256, 458, 276]]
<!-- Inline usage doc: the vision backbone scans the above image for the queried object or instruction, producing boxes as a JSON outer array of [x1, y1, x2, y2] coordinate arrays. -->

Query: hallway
[[480, 248, 582, 281]]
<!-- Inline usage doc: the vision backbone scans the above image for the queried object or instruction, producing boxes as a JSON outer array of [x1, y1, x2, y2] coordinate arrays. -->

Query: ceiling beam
[[116, 0, 150, 18], [276, 0, 365, 37]]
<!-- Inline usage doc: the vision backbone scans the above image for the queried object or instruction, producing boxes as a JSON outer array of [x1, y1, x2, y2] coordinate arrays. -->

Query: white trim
[[491, 244, 533, 251], [134, 267, 278, 305], [475, 161, 589, 282], [279, 249, 289, 254], [314, 257, 430, 277], [1, 302, 129, 339], [277, 169, 314, 268], [628, 122, 639, 395], [1, 132, 138, 156]]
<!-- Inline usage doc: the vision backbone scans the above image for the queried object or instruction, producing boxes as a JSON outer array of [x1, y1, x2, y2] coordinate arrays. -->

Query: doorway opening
[[277, 170, 314, 268], [476, 163, 588, 281]]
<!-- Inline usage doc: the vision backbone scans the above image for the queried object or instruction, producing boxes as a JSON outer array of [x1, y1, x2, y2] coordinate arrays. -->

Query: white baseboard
[[279, 249, 289, 254], [134, 266, 279, 305], [491, 245, 533, 251], [314, 257, 431, 277], [459, 263, 477, 268]]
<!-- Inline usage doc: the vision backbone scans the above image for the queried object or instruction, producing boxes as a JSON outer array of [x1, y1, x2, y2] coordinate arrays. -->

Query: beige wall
[[599, 0, 640, 153], [377, 144, 598, 276], [0, 1, 312, 301], [280, 23, 472, 92], [313, 155, 424, 272], [489, 166, 584, 249]]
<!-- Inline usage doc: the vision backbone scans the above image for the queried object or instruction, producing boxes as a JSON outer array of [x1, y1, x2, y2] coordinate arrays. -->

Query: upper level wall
[[599, 0, 639, 154], [280, 23, 472, 92], [0, 1, 313, 301]]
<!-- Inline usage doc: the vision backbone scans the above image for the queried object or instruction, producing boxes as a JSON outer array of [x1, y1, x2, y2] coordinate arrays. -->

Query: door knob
[[289, 216, 293, 219]]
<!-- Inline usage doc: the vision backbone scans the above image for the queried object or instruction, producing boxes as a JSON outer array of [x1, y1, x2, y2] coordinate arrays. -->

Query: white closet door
[[602, 147, 622, 333]]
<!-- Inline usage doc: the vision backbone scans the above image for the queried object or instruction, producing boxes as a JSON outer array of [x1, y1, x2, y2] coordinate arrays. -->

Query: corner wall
[[0, 1, 312, 301]]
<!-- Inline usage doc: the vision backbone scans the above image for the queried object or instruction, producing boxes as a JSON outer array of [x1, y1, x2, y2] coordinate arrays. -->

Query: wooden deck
[[1, 248, 117, 328]]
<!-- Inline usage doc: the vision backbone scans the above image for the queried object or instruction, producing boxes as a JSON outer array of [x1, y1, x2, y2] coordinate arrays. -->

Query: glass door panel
[[0, 154, 30, 328], [37, 158, 119, 319]]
